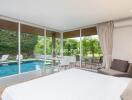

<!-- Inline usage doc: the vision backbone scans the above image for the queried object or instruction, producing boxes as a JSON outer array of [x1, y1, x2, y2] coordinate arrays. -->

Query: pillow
[[121, 81, 132, 100], [111, 59, 129, 72]]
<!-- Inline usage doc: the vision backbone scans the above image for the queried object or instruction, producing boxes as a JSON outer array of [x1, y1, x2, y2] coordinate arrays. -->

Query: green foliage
[[34, 36, 102, 57], [34, 37, 61, 55], [34, 36, 45, 54], [63, 39, 79, 56], [0, 29, 102, 58], [0, 30, 18, 54], [82, 37, 102, 57], [21, 33, 38, 55], [0, 29, 38, 55], [54, 38, 61, 55]]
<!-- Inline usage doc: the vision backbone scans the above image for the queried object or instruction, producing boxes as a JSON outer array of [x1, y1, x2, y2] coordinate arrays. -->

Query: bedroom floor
[[0, 87, 5, 100]]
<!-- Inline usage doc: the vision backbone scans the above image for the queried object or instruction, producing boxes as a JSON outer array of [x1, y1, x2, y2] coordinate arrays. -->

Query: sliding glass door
[[81, 34, 102, 70], [44, 31, 61, 74], [63, 34, 80, 68], [19, 24, 48, 75], [0, 28, 18, 77], [0, 19, 63, 78]]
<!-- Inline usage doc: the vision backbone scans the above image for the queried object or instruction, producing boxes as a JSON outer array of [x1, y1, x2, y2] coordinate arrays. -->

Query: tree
[[82, 37, 102, 58], [0, 29, 38, 56], [34, 36, 53, 55], [82, 37, 89, 56], [0, 29, 102, 58], [55, 38, 61, 55], [88, 39, 98, 57], [63, 39, 79, 56], [21, 33, 38, 56], [34, 36, 45, 54]]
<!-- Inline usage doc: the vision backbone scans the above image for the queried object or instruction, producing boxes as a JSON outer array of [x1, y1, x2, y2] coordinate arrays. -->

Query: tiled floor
[[0, 87, 5, 100]]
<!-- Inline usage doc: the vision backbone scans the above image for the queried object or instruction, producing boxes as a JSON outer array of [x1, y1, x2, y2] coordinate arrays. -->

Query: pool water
[[0, 60, 47, 78]]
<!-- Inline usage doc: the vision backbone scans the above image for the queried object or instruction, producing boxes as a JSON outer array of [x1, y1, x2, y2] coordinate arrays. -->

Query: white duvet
[[1, 68, 131, 100]]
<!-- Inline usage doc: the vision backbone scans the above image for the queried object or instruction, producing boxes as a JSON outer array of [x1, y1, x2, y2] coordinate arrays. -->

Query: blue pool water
[[0, 60, 47, 78]]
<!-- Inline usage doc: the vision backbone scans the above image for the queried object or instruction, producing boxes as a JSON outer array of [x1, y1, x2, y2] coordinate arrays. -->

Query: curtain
[[96, 21, 114, 68]]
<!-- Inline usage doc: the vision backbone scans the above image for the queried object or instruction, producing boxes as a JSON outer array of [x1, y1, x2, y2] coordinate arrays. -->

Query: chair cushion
[[121, 81, 132, 100], [111, 59, 129, 72], [98, 68, 129, 77]]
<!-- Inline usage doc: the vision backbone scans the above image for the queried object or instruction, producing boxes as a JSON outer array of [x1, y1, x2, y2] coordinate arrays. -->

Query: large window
[[55, 33, 61, 56], [0, 20, 47, 78], [0, 18, 102, 78], [80, 27, 103, 69], [63, 38, 80, 56], [0, 19, 62, 78], [62, 28, 102, 69], [0, 29, 19, 77], [46, 31, 52, 56], [46, 31, 61, 66], [81, 35, 102, 69], [21, 31, 43, 73], [63, 30, 80, 68]]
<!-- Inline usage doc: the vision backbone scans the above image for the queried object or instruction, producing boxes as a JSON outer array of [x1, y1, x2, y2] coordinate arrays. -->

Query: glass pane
[[81, 35, 103, 70], [63, 36, 80, 68], [44, 31, 61, 74], [56, 33, 61, 57], [0, 29, 18, 77], [20, 26, 45, 73]]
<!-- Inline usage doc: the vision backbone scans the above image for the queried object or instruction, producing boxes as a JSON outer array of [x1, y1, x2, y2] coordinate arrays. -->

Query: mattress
[[1, 68, 131, 100]]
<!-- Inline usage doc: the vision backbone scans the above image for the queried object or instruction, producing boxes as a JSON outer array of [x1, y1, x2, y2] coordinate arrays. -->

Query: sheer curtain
[[96, 21, 114, 68]]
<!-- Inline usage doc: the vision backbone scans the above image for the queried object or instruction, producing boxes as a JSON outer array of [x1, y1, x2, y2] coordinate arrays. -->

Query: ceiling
[[0, 0, 132, 32]]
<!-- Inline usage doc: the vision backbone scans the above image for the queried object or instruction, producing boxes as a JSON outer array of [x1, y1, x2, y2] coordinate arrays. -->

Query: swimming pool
[[0, 60, 49, 78]]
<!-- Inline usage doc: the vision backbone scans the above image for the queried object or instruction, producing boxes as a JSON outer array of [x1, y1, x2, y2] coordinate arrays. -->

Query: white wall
[[112, 19, 132, 63]]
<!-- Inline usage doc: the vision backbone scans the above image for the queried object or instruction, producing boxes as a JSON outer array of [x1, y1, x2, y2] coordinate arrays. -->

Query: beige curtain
[[96, 21, 114, 68]]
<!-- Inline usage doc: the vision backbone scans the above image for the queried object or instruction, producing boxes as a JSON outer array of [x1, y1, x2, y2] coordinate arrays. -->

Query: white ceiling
[[0, 0, 132, 32]]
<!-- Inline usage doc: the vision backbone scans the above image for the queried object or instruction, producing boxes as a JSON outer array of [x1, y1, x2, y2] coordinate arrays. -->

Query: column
[[18, 22, 21, 73], [80, 29, 82, 68]]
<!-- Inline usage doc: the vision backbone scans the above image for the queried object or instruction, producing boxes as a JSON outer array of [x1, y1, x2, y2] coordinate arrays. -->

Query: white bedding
[[1, 68, 131, 100]]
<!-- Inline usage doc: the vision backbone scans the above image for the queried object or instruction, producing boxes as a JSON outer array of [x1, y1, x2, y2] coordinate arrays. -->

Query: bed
[[1, 68, 131, 100]]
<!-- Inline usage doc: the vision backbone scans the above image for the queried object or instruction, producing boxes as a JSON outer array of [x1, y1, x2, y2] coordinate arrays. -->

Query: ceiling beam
[[63, 27, 97, 38]]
